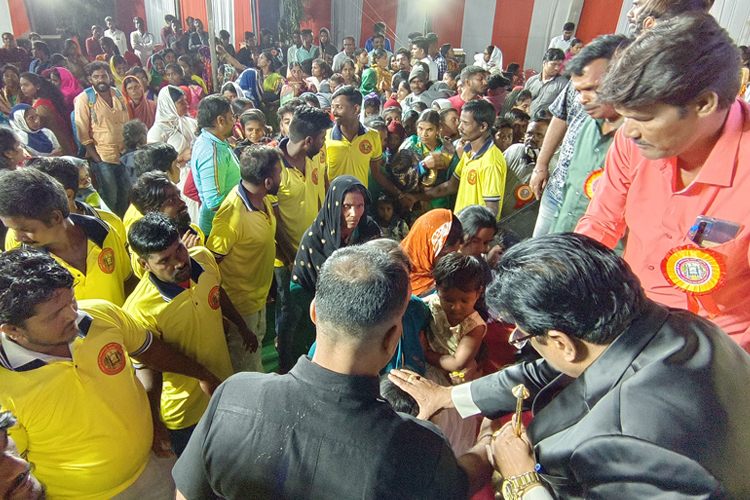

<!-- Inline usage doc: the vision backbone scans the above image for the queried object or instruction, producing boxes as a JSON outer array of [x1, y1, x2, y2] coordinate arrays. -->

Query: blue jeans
[[532, 191, 561, 237], [92, 161, 131, 217]]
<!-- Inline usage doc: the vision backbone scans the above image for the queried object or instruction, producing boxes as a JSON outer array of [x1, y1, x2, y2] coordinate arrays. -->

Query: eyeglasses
[[509, 327, 535, 350]]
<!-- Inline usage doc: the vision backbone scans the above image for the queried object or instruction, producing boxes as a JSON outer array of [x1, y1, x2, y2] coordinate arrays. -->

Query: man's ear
[[1, 323, 23, 342], [546, 330, 579, 363], [309, 298, 317, 325], [383, 323, 401, 356], [137, 257, 150, 272], [693, 91, 720, 119], [642, 16, 657, 31]]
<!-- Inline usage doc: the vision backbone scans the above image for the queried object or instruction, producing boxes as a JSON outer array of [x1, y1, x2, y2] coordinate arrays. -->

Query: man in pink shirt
[[448, 66, 487, 112], [576, 13, 750, 351]]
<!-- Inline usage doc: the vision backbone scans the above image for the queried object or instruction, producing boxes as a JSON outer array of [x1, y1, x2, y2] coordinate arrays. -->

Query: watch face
[[502, 480, 516, 499]]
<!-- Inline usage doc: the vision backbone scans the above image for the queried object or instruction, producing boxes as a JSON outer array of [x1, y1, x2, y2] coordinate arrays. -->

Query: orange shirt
[[576, 100, 750, 350]]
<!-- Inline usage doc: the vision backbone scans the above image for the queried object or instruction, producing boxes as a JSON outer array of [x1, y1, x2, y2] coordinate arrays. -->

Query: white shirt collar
[[0, 311, 87, 369]]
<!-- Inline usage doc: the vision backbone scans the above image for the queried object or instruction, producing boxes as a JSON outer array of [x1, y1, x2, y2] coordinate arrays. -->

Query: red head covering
[[383, 97, 401, 110], [400, 208, 455, 297], [122, 75, 157, 129]]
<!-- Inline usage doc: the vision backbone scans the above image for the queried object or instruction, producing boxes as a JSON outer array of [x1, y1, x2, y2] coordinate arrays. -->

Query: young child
[[233, 110, 276, 156], [375, 196, 409, 242], [230, 97, 255, 146], [423, 252, 487, 383]]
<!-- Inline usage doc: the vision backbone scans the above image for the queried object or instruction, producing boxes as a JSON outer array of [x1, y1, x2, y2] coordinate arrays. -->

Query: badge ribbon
[[661, 245, 726, 318], [514, 185, 534, 209], [584, 169, 603, 200]]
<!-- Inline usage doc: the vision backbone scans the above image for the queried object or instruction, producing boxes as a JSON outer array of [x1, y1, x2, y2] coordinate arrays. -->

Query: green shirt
[[549, 117, 619, 234]]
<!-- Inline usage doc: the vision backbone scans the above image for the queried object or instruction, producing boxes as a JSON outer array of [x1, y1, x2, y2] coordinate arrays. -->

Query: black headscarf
[[292, 175, 380, 293]]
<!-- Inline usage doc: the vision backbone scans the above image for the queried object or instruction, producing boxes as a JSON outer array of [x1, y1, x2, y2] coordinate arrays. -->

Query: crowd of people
[[2, 0, 750, 498]]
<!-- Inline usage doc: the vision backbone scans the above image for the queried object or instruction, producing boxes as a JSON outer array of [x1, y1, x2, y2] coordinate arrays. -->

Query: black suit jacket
[[469, 301, 750, 499]]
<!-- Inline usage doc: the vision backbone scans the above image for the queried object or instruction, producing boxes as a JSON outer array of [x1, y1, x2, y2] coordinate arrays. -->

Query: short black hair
[[487, 233, 646, 345], [0, 168, 69, 221], [197, 94, 232, 130], [239, 145, 281, 185], [0, 405, 17, 432], [487, 73, 510, 90], [457, 205, 497, 240], [32, 157, 79, 192], [491, 116, 514, 135], [300, 29, 313, 37], [543, 48, 566, 62], [505, 108, 531, 123], [440, 43, 452, 58], [372, 33, 385, 41], [289, 105, 333, 143], [331, 85, 362, 107], [0, 125, 18, 170], [374, 22, 386, 34], [426, 32, 438, 46], [316, 246, 410, 339], [0, 249, 75, 327], [600, 13, 741, 111], [85, 60, 110, 76], [134, 142, 178, 177], [432, 252, 484, 293], [231, 97, 254, 115], [130, 171, 173, 214], [219, 29, 230, 39], [563, 22, 575, 31], [128, 211, 180, 259], [379, 374, 418, 416], [239, 109, 267, 128], [277, 97, 304, 120], [460, 65, 488, 84], [396, 48, 410, 58], [411, 37, 429, 55], [565, 34, 629, 78], [491, 226, 520, 252], [462, 99, 496, 130], [165, 14, 176, 23], [123, 119, 148, 151]]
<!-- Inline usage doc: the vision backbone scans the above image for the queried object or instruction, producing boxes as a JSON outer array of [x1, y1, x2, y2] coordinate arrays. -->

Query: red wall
[[358, 0, 398, 50], [179, 0, 208, 28], [431, 0, 466, 49], [492, 0, 536, 68], [234, 0, 256, 49], [8, 0, 30, 37], [115, 0, 146, 48], [576, 0, 625, 43]]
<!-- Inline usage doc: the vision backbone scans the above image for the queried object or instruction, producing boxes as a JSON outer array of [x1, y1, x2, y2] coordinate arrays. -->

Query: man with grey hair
[[173, 245, 494, 499]]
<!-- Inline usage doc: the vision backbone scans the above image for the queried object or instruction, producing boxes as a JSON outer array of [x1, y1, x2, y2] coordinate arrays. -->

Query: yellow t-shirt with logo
[[206, 184, 277, 316], [453, 138, 507, 219], [123, 246, 233, 430], [0, 300, 153, 500], [270, 141, 327, 267], [325, 124, 383, 188], [123, 204, 206, 279], [5, 214, 132, 306]]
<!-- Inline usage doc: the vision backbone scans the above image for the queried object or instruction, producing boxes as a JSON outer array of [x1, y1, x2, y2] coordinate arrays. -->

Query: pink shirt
[[576, 99, 750, 350]]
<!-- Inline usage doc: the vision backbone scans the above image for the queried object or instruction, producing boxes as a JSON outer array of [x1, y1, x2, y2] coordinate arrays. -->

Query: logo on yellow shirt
[[209, 286, 221, 310], [312, 168, 319, 185], [98, 248, 116, 274], [359, 140, 372, 155], [467, 169, 478, 186], [98, 342, 126, 375]]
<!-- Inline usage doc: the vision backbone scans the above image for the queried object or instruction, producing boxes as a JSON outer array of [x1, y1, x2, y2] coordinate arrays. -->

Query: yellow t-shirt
[[5, 214, 132, 306], [453, 137, 507, 219], [123, 247, 233, 430], [325, 124, 383, 187], [0, 300, 153, 500], [270, 140, 327, 267], [123, 204, 206, 278], [206, 184, 277, 316]]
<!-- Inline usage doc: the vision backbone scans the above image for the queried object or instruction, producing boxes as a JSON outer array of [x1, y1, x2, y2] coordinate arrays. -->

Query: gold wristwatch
[[501, 471, 542, 499]]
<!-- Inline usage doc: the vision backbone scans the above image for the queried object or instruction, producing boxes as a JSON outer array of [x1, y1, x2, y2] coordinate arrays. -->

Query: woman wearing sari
[[62, 39, 89, 80], [147, 85, 200, 222], [278, 175, 381, 373], [147, 53, 166, 89], [2, 65, 29, 107], [122, 75, 156, 129], [360, 48, 392, 98], [257, 51, 283, 130], [10, 104, 62, 156], [128, 66, 157, 101], [339, 57, 360, 88], [45, 67, 82, 112], [280, 61, 314, 104], [400, 208, 463, 298], [197, 46, 214, 95], [18, 72, 76, 155]]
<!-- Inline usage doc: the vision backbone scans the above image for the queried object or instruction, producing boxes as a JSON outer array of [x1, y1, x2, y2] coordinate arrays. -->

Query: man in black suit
[[391, 233, 750, 499]]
